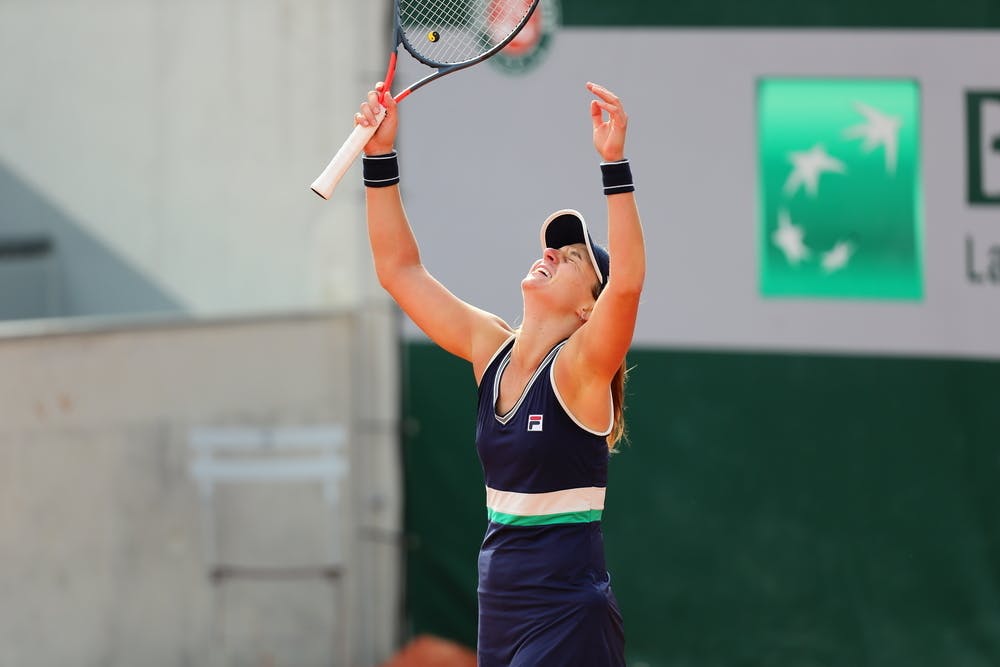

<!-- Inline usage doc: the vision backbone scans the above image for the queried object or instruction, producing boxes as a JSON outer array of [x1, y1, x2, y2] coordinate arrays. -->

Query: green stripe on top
[[487, 508, 603, 526], [560, 0, 1000, 28]]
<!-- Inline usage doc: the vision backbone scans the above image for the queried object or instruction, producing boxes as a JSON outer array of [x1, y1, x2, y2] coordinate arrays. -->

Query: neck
[[511, 311, 580, 370]]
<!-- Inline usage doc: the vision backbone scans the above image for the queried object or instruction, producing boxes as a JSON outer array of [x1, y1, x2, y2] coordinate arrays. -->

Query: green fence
[[402, 342, 1000, 666], [560, 0, 1000, 27]]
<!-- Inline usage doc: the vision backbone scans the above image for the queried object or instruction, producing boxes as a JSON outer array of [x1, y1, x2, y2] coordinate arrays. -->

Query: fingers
[[586, 82, 628, 126], [374, 80, 396, 110], [359, 89, 381, 127], [590, 99, 629, 128], [586, 81, 615, 100], [590, 99, 603, 128], [380, 83, 398, 113], [592, 100, 618, 114], [355, 82, 391, 127], [587, 81, 622, 107]]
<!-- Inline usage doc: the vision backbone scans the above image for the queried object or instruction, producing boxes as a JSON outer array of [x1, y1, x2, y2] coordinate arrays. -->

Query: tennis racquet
[[310, 0, 540, 199]]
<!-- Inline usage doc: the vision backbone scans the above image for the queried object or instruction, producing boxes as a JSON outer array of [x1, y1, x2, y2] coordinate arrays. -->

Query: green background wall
[[402, 341, 1000, 666], [559, 0, 1000, 27]]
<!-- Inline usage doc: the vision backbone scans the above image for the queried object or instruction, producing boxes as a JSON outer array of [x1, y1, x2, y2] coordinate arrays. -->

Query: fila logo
[[527, 414, 544, 432]]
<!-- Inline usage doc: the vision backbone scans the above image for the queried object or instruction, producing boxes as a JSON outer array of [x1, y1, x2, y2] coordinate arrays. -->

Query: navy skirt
[[476, 522, 625, 666]]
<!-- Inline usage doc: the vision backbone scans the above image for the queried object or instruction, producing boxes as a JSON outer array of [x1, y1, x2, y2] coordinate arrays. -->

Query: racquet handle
[[310, 106, 387, 199]]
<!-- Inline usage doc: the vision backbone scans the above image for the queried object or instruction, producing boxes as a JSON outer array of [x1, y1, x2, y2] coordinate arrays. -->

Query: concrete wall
[[0, 308, 401, 667], [0, 1, 407, 663], [0, 0, 386, 318]]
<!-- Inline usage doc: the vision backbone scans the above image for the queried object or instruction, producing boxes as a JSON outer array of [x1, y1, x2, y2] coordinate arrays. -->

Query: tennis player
[[355, 80, 645, 666]]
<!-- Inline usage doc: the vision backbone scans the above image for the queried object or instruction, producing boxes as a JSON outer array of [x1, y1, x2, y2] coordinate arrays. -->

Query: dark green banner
[[560, 0, 1000, 28], [402, 341, 1000, 666]]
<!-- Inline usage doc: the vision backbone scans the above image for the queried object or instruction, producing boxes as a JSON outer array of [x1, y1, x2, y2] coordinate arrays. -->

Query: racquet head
[[310, 0, 539, 199], [398, 0, 539, 68]]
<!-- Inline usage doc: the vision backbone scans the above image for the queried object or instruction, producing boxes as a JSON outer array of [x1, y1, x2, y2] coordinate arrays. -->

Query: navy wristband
[[600, 159, 635, 195], [363, 151, 399, 188]]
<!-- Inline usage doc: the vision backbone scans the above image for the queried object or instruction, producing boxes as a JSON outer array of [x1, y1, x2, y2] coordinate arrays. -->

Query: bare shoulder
[[471, 315, 516, 385], [554, 325, 611, 388]]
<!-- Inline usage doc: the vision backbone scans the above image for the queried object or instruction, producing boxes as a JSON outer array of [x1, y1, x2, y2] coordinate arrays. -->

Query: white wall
[[397, 29, 1000, 360]]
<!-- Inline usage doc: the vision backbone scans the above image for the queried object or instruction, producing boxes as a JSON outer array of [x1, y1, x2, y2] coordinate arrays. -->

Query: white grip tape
[[310, 106, 387, 200]]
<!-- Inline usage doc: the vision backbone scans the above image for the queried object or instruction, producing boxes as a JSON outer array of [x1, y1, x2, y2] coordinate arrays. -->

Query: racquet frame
[[311, 0, 540, 199]]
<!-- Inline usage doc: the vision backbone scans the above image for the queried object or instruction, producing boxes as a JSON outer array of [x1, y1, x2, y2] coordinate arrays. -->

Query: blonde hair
[[607, 360, 629, 451]]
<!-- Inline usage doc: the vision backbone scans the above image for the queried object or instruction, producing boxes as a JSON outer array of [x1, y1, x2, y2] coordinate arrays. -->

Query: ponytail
[[607, 359, 629, 451]]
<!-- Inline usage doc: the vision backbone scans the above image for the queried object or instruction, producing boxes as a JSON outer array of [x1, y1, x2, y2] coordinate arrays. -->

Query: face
[[523, 243, 602, 314]]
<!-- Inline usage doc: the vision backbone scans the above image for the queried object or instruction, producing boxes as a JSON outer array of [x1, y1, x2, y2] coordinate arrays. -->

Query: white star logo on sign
[[821, 240, 857, 274], [772, 209, 811, 266], [843, 102, 902, 175], [783, 145, 846, 197]]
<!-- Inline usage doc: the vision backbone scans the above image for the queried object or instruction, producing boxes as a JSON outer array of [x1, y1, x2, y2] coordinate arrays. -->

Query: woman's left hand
[[588, 82, 628, 163]]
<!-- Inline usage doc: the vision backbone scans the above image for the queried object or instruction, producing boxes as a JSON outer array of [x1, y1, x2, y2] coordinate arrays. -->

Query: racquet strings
[[399, 0, 535, 65]]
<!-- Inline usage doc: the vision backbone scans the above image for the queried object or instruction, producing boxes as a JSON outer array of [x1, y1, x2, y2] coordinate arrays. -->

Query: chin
[[521, 275, 543, 290], [520, 279, 545, 303]]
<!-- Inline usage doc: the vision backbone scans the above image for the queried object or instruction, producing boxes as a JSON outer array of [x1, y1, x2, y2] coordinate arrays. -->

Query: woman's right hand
[[358, 81, 398, 156], [587, 82, 627, 163]]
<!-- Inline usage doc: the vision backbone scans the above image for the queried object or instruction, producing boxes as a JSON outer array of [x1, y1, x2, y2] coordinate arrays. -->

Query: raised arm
[[561, 83, 646, 384], [358, 84, 512, 376]]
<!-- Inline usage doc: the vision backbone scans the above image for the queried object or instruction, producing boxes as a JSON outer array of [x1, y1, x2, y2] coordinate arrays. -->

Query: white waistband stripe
[[485, 486, 606, 517]]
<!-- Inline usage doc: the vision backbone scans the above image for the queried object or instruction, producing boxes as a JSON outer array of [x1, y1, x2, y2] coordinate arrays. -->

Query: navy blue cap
[[540, 209, 609, 289]]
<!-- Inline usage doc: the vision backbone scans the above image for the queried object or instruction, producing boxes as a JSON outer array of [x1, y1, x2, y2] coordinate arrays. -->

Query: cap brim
[[540, 209, 607, 287]]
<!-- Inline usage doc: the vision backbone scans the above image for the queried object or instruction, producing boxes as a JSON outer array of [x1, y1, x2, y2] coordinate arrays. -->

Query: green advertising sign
[[758, 78, 923, 300]]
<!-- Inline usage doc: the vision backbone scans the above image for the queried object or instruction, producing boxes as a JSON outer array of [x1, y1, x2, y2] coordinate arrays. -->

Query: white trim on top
[[493, 342, 563, 425], [482, 334, 516, 381]]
